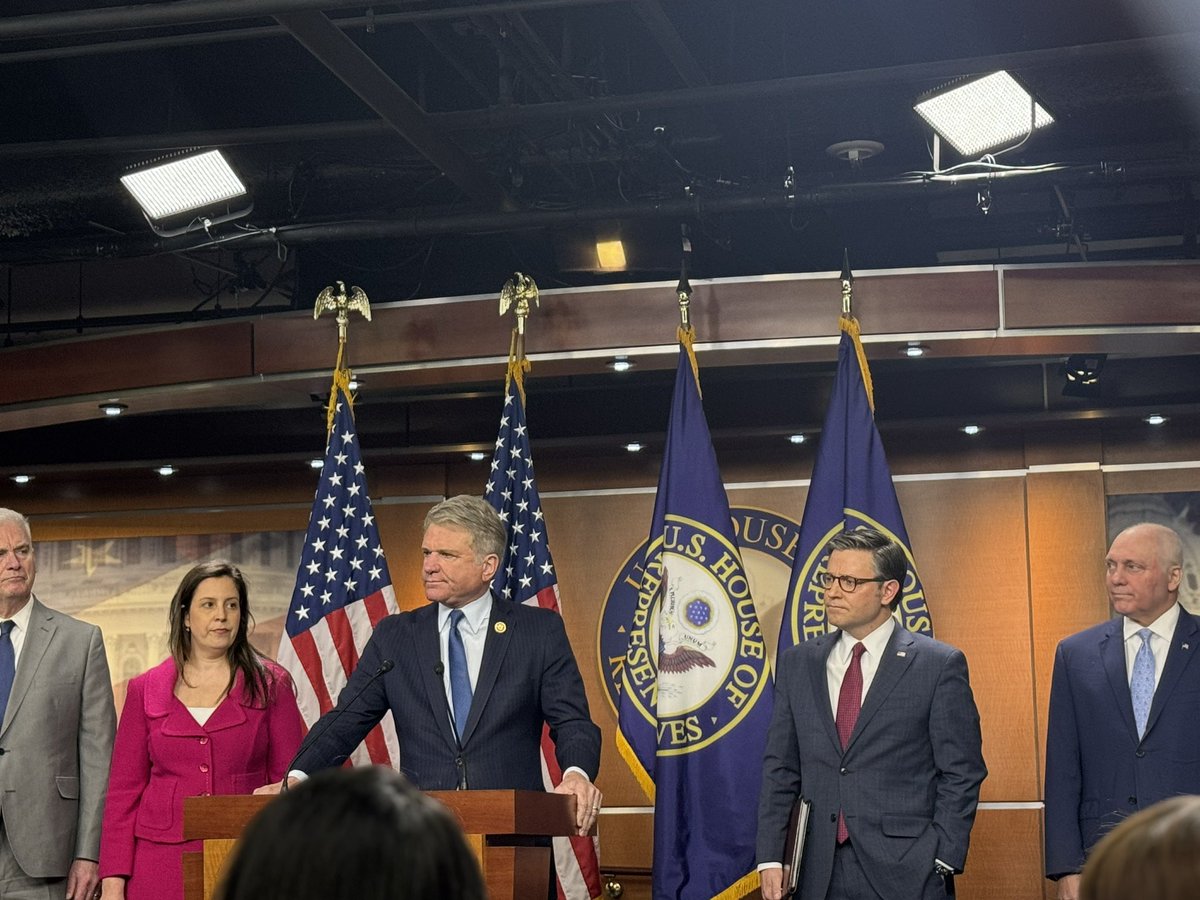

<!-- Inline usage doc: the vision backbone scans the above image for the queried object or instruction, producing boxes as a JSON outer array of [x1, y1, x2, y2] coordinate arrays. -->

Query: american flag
[[485, 381, 603, 900], [277, 386, 400, 767]]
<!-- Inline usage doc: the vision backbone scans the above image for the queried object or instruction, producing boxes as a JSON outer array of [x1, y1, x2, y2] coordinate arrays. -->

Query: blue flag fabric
[[618, 336, 774, 900], [778, 315, 931, 652]]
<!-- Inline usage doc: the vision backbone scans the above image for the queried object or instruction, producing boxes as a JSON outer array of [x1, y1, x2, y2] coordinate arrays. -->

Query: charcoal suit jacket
[[757, 625, 986, 900]]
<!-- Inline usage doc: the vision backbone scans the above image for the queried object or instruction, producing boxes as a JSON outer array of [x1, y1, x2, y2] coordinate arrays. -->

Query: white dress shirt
[[1123, 602, 1180, 689], [0, 597, 34, 666], [437, 590, 492, 704], [825, 617, 896, 716]]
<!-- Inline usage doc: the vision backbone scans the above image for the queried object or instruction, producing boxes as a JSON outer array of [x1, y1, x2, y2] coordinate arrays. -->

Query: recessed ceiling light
[[1145, 414, 1168, 426], [348, 377, 361, 391], [466, 451, 488, 462], [902, 343, 929, 358], [960, 424, 983, 436], [607, 356, 635, 373], [155, 465, 177, 476], [100, 402, 128, 417], [788, 433, 807, 445], [309, 458, 325, 469], [10, 474, 32, 484], [624, 442, 644, 452]]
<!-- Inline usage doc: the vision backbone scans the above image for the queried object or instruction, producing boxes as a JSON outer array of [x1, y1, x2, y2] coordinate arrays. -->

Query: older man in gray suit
[[758, 527, 986, 900], [0, 508, 115, 900]]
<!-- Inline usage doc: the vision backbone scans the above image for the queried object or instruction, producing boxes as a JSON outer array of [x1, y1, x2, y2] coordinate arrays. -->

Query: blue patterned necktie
[[1130, 628, 1155, 739], [448, 609, 473, 740], [0, 620, 15, 727]]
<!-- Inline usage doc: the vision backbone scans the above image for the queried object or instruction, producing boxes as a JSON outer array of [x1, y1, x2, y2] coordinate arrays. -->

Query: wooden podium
[[182, 790, 580, 900]]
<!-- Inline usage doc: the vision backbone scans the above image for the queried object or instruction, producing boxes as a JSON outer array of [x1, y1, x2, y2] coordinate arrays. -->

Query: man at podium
[[257, 496, 602, 835]]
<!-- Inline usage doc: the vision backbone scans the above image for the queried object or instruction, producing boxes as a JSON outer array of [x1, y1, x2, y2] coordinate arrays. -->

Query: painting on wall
[[1107, 492, 1200, 614], [34, 531, 303, 708]]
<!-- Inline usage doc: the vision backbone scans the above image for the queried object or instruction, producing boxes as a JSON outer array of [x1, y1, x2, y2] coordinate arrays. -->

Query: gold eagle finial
[[498, 272, 538, 336], [314, 280, 372, 343]]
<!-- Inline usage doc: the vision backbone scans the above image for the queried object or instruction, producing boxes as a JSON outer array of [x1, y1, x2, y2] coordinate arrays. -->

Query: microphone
[[281, 658, 394, 790], [433, 660, 467, 786]]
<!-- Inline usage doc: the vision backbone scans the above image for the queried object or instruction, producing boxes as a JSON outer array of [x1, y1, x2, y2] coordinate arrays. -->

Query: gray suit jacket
[[757, 626, 986, 900], [0, 597, 116, 878]]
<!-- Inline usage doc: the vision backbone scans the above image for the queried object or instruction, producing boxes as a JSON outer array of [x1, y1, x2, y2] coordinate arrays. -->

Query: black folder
[[781, 795, 812, 896]]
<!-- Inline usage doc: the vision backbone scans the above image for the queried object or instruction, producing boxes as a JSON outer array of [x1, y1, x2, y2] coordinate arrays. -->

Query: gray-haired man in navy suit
[[260, 495, 602, 835], [1045, 522, 1200, 900]]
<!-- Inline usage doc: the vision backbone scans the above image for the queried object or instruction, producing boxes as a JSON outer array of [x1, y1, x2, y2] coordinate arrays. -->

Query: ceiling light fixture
[[466, 451, 488, 462], [309, 458, 325, 469], [120, 149, 252, 237], [901, 342, 930, 358], [155, 465, 177, 477], [348, 377, 361, 391], [607, 356, 635, 373], [960, 424, 983, 436], [10, 474, 32, 485], [1062, 354, 1106, 398], [624, 442, 644, 453], [788, 433, 807, 445], [1145, 414, 1168, 426], [99, 402, 128, 417], [596, 238, 627, 270], [914, 71, 1054, 159]]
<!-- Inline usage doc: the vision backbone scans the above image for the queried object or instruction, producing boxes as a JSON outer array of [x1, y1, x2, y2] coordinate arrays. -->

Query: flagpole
[[498, 271, 538, 401], [313, 279, 372, 433], [838, 249, 875, 410]]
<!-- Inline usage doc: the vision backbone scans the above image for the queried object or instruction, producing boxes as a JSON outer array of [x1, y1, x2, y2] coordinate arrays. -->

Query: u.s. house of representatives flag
[[778, 314, 931, 653], [278, 386, 400, 766], [484, 373, 603, 900], [618, 334, 774, 900]]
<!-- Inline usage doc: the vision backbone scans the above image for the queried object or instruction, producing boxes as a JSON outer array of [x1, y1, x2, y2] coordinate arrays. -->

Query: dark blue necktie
[[448, 610, 473, 740], [0, 620, 16, 727]]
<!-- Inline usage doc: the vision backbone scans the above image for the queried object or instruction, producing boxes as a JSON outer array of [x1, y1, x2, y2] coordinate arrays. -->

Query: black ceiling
[[1, 1, 1199, 478], [2, 0, 1199, 298]]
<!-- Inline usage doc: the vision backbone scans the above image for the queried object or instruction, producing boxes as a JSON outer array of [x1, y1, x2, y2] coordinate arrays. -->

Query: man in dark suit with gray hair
[[260, 495, 602, 834], [758, 527, 986, 900], [0, 507, 116, 900]]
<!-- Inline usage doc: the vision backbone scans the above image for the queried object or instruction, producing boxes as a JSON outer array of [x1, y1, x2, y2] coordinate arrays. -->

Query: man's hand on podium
[[554, 770, 602, 836], [254, 776, 300, 795]]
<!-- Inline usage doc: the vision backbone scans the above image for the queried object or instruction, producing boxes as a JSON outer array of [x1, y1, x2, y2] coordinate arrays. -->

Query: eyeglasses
[[817, 572, 888, 593]]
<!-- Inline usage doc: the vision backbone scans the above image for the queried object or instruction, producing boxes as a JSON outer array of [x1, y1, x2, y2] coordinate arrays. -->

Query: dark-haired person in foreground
[[1079, 794, 1200, 900], [757, 527, 986, 900], [220, 767, 486, 900], [258, 495, 602, 836], [99, 561, 306, 900]]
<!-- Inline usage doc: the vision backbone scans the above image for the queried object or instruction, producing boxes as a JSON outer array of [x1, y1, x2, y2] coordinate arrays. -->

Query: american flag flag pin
[[494, 621, 507, 634], [897, 651, 907, 657], [1183, 643, 1190, 650]]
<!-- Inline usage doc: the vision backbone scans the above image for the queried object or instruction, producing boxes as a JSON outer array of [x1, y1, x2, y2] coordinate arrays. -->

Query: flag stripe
[[485, 381, 603, 900], [278, 386, 400, 766]]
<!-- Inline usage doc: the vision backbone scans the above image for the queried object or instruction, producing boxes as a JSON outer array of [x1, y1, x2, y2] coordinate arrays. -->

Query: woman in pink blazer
[[99, 561, 306, 900]]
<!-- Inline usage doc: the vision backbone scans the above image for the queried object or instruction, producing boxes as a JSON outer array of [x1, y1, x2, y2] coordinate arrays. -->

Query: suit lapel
[[844, 626, 914, 755], [1099, 619, 1138, 742], [461, 596, 513, 745], [413, 604, 459, 752], [807, 633, 842, 754], [1145, 611, 1199, 738], [2, 598, 55, 735]]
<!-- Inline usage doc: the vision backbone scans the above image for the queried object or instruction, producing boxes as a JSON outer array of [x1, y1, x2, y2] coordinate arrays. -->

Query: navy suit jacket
[[1044, 609, 1200, 878], [757, 626, 986, 900], [292, 597, 600, 790]]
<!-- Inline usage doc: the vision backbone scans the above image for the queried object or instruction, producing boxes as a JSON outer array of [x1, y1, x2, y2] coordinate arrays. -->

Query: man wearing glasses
[[758, 527, 986, 900]]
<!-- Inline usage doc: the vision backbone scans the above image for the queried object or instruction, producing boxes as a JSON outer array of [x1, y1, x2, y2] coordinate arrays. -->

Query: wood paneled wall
[[8, 429, 1200, 900]]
